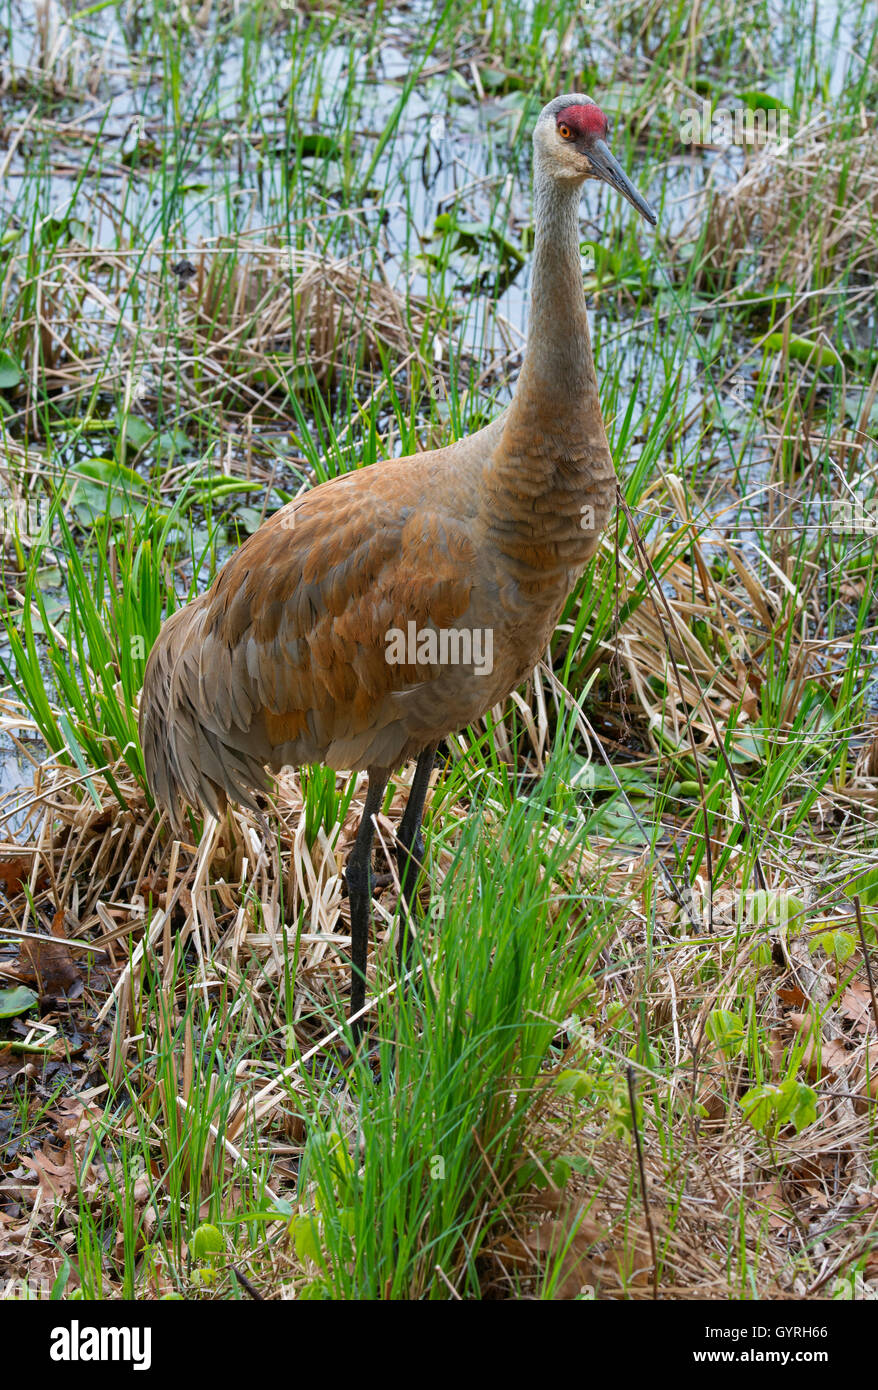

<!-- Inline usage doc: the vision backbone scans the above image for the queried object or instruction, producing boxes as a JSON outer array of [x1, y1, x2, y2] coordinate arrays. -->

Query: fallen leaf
[[45, 1097, 104, 1139], [20, 1142, 77, 1200], [0, 1045, 29, 1081], [788, 1012, 850, 1081], [15, 916, 81, 997], [768, 1029, 786, 1079], [840, 982, 875, 1034], [0, 855, 47, 896], [497, 1192, 608, 1298], [779, 984, 808, 1009], [754, 1181, 793, 1231]]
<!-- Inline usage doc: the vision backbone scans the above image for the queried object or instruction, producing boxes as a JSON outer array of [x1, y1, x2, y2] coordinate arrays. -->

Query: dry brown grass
[[0, 232, 440, 432], [689, 114, 878, 296]]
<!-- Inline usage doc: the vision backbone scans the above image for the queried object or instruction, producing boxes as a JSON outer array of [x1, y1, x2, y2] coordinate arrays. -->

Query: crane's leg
[[345, 769, 389, 1042], [395, 743, 437, 977]]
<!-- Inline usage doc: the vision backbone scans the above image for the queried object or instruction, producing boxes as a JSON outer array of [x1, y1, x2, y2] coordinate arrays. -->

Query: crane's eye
[[558, 122, 573, 140]]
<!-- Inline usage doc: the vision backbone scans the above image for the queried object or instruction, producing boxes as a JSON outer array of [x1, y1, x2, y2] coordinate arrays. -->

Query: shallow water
[[0, 0, 874, 805]]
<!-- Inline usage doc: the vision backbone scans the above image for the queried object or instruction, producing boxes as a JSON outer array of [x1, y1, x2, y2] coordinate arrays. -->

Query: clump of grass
[[279, 759, 606, 1298], [0, 236, 443, 435], [690, 115, 878, 297], [0, 491, 193, 805]]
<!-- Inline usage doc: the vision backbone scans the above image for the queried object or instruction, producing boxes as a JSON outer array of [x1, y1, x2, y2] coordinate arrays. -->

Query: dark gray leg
[[345, 769, 389, 1041], [395, 744, 437, 976]]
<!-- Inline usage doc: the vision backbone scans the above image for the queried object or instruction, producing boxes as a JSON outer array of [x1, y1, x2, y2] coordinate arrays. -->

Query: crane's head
[[534, 93, 657, 226]]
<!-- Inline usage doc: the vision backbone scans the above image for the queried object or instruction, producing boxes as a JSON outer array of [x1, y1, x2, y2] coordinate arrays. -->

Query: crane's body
[[140, 94, 656, 1035], [142, 402, 613, 816]]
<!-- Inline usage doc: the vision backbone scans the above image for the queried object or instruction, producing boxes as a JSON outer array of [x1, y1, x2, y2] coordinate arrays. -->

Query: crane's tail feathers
[[139, 605, 270, 834]]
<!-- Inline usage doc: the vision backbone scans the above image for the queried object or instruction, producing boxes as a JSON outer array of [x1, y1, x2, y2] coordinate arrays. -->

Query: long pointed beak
[[588, 138, 657, 226]]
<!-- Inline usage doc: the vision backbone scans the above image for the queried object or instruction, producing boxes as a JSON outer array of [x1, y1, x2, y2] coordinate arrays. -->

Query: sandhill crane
[[139, 94, 656, 1039]]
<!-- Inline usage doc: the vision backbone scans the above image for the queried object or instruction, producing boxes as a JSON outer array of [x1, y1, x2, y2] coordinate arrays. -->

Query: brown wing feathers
[[139, 465, 476, 826]]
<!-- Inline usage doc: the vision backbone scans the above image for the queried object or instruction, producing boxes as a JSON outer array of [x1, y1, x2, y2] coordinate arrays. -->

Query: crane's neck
[[494, 162, 611, 469], [516, 165, 596, 408], [479, 162, 615, 592]]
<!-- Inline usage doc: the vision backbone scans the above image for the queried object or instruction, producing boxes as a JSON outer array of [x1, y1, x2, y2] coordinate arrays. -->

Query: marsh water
[[0, 0, 876, 810]]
